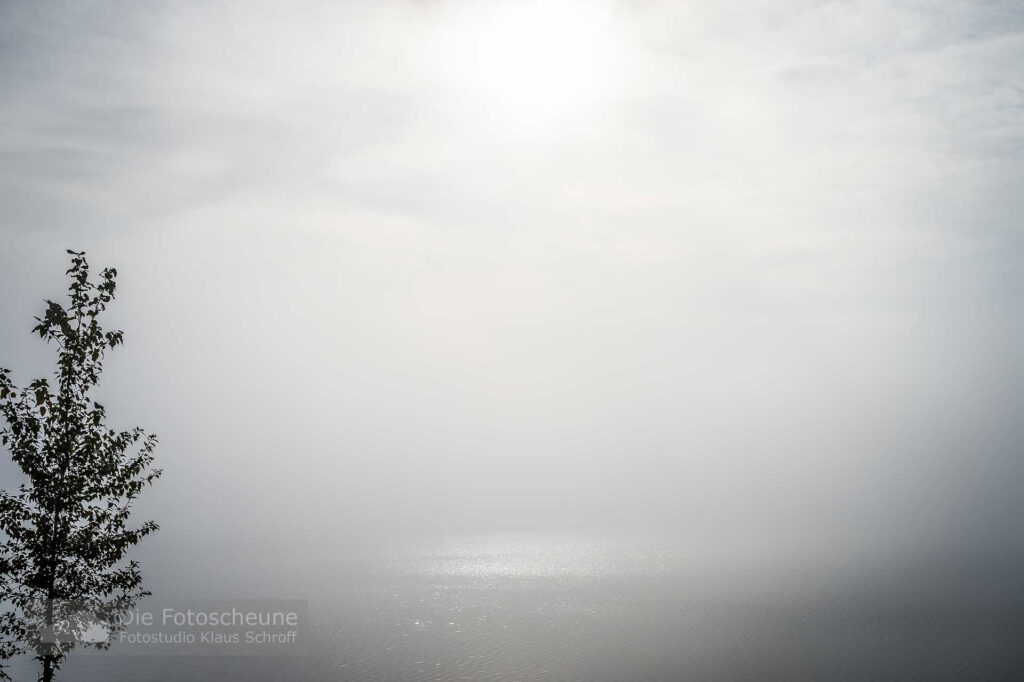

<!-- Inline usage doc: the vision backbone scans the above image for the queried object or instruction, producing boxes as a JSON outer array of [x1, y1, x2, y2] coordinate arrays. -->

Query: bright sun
[[433, 0, 617, 133]]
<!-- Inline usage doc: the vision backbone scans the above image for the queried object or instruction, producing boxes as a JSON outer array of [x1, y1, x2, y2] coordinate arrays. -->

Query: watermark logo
[[39, 599, 308, 656]]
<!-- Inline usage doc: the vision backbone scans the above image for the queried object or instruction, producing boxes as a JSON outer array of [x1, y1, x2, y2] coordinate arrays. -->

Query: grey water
[[7, 532, 1024, 681]]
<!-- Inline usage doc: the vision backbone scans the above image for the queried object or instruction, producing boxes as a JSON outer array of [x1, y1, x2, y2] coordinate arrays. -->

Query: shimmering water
[[7, 532, 1024, 681]]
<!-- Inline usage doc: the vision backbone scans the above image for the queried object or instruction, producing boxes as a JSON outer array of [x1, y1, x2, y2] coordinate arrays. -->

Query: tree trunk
[[40, 655, 54, 682]]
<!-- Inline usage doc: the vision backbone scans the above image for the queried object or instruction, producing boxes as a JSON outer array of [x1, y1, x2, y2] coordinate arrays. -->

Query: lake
[[6, 532, 1023, 681]]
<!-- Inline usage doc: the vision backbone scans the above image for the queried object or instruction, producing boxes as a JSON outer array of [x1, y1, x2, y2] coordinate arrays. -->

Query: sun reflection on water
[[388, 532, 678, 579]]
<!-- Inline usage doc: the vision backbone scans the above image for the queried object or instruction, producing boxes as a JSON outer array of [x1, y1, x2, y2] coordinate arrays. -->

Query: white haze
[[1, 0, 1023, 594]]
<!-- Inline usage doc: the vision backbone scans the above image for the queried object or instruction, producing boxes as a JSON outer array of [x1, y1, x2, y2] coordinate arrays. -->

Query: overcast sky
[[1, 0, 1023, 589]]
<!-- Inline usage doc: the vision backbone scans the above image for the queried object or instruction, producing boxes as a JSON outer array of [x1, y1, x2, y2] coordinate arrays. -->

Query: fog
[[1, 0, 1023, 630]]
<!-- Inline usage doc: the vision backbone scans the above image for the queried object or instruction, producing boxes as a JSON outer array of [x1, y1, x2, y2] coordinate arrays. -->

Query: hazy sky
[[1, 0, 1023, 588]]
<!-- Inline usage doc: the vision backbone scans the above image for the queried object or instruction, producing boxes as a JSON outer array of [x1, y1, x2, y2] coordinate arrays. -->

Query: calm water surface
[[9, 532, 1024, 681]]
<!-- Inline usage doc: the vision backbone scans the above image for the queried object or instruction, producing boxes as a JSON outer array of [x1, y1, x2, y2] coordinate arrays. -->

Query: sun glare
[[433, 0, 617, 133]]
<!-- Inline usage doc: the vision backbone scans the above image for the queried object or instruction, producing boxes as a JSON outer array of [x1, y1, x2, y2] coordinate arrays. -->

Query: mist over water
[[4, 531, 1024, 680], [2, 0, 1024, 679]]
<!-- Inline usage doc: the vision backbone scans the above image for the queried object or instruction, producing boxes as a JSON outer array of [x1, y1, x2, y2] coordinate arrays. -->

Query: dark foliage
[[0, 251, 161, 681]]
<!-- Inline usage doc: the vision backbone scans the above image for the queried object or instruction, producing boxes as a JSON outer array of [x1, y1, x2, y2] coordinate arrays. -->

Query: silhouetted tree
[[0, 251, 161, 682]]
